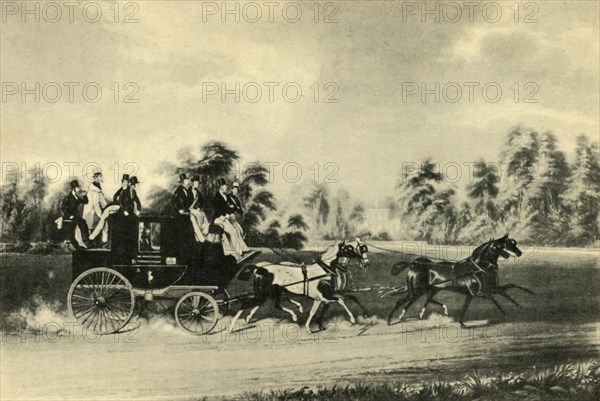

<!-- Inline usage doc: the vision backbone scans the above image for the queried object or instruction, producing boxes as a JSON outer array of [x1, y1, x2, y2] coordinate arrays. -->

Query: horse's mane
[[320, 243, 339, 262], [471, 240, 492, 261]]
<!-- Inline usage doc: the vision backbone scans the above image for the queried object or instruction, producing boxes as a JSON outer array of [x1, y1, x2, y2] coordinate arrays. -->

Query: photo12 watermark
[[401, 160, 549, 184], [1, 162, 141, 184], [201, 82, 339, 104], [200, 1, 340, 23], [1, 82, 140, 104], [401, 82, 539, 104], [233, 161, 339, 184], [399, 1, 539, 24], [1, 1, 140, 23]]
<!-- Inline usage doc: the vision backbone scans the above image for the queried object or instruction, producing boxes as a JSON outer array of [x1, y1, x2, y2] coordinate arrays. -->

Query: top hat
[[121, 174, 130, 182], [129, 176, 140, 185], [232, 182, 240, 188], [70, 180, 80, 189], [179, 173, 188, 182], [192, 175, 201, 182], [216, 178, 227, 187]]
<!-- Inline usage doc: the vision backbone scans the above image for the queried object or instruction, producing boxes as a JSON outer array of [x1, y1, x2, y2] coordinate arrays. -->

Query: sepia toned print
[[1, 1, 598, 400]]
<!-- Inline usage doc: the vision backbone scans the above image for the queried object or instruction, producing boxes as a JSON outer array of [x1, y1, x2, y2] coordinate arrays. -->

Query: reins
[[366, 242, 460, 262]]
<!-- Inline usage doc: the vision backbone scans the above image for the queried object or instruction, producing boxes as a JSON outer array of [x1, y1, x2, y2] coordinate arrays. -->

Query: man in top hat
[[213, 178, 249, 260], [172, 173, 193, 213], [227, 181, 245, 238], [121, 176, 142, 216], [89, 174, 130, 244], [172, 173, 206, 242], [61, 179, 91, 249], [83, 170, 108, 232]]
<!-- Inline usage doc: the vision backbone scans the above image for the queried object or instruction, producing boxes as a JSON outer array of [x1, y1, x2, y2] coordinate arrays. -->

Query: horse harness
[[277, 259, 339, 297], [434, 258, 497, 296]]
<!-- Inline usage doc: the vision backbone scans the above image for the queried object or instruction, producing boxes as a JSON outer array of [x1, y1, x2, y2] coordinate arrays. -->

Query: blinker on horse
[[387, 234, 534, 327]]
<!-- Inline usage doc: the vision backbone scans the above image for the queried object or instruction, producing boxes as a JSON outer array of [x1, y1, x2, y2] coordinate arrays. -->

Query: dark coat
[[120, 186, 141, 214], [172, 185, 193, 211], [213, 192, 230, 219], [61, 192, 89, 219], [104, 186, 125, 207], [190, 187, 204, 210], [227, 193, 243, 216]]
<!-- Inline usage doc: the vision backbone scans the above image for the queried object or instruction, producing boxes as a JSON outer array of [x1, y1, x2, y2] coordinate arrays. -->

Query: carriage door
[[138, 221, 162, 264]]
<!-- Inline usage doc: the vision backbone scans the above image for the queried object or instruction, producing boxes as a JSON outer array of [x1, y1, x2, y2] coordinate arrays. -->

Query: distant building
[[364, 208, 398, 237]]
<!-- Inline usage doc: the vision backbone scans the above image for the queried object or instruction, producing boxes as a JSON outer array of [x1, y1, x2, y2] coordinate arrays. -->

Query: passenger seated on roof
[[213, 178, 250, 261], [227, 182, 245, 240], [89, 174, 130, 245], [172, 173, 208, 243]]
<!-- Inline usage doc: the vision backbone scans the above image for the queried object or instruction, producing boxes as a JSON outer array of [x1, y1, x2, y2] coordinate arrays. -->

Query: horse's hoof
[[386, 318, 392, 326]]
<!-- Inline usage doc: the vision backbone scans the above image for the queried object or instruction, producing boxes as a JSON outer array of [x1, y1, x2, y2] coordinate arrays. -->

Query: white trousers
[[214, 216, 249, 261], [89, 205, 121, 242], [189, 209, 210, 242]]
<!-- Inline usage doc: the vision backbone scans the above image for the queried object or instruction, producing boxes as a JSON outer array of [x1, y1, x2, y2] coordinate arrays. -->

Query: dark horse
[[386, 234, 534, 327]]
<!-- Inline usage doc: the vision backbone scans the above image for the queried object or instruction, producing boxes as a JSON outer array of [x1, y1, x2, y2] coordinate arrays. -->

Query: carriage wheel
[[68, 267, 135, 335], [175, 292, 219, 335], [213, 289, 231, 317]]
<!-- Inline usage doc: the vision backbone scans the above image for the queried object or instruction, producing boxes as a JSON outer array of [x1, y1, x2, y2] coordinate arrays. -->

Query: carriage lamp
[[166, 257, 177, 265], [144, 290, 153, 301]]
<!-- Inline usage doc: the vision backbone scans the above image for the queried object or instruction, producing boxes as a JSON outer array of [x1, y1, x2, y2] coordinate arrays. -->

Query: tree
[[0, 171, 52, 249], [497, 127, 539, 220], [467, 159, 499, 219], [303, 183, 330, 234], [394, 159, 457, 242], [287, 214, 309, 231], [561, 135, 600, 244]]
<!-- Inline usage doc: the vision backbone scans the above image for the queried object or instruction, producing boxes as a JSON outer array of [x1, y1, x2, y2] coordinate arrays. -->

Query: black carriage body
[[71, 214, 241, 292]]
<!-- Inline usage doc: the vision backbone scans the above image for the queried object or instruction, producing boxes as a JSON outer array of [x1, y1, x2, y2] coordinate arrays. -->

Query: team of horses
[[230, 234, 533, 332]]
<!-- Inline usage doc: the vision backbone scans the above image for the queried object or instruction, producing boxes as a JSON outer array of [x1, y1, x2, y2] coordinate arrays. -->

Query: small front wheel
[[174, 292, 218, 335]]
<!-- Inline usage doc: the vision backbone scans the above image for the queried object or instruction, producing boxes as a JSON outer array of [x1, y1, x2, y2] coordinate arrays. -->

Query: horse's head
[[475, 234, 522, 264], [495, 233, 522, 257], [336, 238, 370, 270]]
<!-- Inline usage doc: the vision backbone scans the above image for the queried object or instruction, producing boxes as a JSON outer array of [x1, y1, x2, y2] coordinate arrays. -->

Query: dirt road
[[2, 314, 598, 400]]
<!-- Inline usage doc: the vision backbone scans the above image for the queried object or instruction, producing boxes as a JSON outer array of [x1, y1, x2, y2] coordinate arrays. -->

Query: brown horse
[[387, 234, 534, 327]]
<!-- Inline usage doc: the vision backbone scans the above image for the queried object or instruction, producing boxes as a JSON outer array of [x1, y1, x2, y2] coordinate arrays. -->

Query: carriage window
[[139, 222, 161, 252]]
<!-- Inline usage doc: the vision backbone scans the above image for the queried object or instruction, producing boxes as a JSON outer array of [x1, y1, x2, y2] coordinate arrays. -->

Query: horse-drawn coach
[[67, 214, 260, 335]]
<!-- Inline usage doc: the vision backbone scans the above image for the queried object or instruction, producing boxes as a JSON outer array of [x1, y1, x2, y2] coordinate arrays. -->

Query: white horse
[[230, 238, 370, 333]]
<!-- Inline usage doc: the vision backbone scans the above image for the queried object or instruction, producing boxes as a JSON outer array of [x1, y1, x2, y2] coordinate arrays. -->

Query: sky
[[1, 0, 598, 206]]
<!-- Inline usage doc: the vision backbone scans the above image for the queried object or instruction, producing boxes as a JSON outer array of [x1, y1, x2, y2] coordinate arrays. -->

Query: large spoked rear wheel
[[175, 292, 218, 335], [68, 267, 135, 335]]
